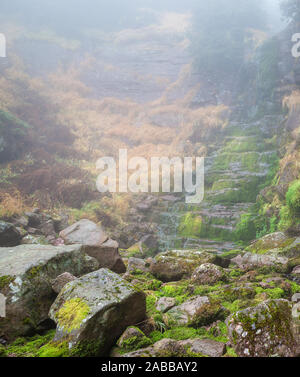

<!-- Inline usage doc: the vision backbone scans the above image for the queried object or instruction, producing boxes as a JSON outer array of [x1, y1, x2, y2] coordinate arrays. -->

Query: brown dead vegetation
[[0, 45, 229, 212], [0, 190, 28, 219]]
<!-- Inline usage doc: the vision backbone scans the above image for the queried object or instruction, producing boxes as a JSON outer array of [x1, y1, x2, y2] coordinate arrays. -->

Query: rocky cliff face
[[144, 20, 300, 254]]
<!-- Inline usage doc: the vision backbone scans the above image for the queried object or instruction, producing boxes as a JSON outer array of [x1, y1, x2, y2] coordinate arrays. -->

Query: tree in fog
[[191, 0, 266, 79]]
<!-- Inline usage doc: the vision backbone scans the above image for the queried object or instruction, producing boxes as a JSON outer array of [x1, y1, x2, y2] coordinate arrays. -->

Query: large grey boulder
[[0, 221, 22, 247], [150, 250, 229, 282], [49, 269, 146, 356], [59, 219, 125, 273], [227, 299, 297, 357], [231, 252, 288, 271], [0, 244, 99, 340], [59, 219, 108, 246]]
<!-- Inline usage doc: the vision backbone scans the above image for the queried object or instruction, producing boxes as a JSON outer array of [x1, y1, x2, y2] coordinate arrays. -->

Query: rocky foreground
[[0, 215, 300, 358]]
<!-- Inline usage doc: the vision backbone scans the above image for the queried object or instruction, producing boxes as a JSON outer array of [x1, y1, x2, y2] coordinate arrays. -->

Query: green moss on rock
[[2, 331, 56, 357], [228, 299, 296, 357], [286, 180, 300, 217], [0, 275, 15, 290], [55, 298, 90, 333], [117, 327, 152, 352], [178, 213, 202, 238]]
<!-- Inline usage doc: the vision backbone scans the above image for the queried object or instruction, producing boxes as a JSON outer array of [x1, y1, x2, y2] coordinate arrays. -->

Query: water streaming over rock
[[153, 115, 283, 255]]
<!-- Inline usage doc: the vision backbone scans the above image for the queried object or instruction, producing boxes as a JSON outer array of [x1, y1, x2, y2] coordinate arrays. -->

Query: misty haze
[[0, 0, 300, 361]]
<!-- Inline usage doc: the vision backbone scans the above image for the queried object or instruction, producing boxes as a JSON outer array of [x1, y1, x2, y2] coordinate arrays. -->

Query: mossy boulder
[[127, 257, 150, 274], [49, 268, 146, 356], [245, 232, 290, 254], [150, 250, 229, 282], [0, 244, 99, 341], [164, 296, 227, 327], [269, 237, 300, 259], [227, 299, 297, 357], [246, 232, 300, 258], [231, 252, 289, 272], [191, 263, 228, 285], [116, 326, 152, 352], [220, 284, 257, 302], [121, 337, 226, 357]]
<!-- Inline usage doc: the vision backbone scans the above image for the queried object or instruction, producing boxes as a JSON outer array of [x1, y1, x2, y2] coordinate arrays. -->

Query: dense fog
[[0, 0, 284, 35]]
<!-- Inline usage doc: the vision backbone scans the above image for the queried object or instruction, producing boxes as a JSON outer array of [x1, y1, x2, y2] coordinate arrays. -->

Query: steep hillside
[[0, 8, 299, 253], [0, 13, 229, 243]]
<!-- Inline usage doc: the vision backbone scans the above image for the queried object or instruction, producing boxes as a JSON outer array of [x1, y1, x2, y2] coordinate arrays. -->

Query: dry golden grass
[[102, 193, 130, 219], [276, 91, 300, 181], [40, 56, 229, 159], [69, 208, 99, 224], [0, 50, 229, 220], [68, 193, 132, 228], [0, 191, 28, 218], [0, 52, 229, 163], [283, 91, 300, 109], [283, 90, 300, 136]]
